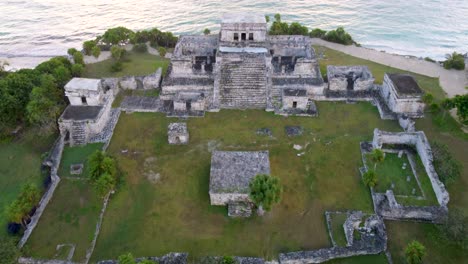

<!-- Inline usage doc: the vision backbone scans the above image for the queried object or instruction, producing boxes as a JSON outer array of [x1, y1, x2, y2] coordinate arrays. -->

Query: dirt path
[[311, 38, 467, 98]]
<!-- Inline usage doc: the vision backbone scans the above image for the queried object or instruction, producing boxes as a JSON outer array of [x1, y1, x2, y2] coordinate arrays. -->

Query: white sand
[[311, 38, 467, 98]]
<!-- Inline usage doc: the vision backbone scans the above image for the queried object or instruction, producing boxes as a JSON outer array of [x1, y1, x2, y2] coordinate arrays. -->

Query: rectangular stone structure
[[209, 151, 270, 205]]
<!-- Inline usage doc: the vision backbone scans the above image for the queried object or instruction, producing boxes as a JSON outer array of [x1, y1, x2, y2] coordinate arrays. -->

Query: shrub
[[83, 40, 96, 55], [133, 43, 148, 53], [422, 93, 434, 104], [71, 63, 84, 77], [249, 174, 282, 212], [118, 253, 136, 264], [88, 150, 119, 196], [363, 170, 378, 187], [67, 48, 78, 56], [310, 28, 327, 38], [424, 57, 436, 63], [288, 22, 308, 35], [324, 27, 355, 45], [102, 27, 135, 45], [111, 61, 123, 72], [203, 28, 211, 35], [7, 222, 21, 235], [405, 240, 426, 264], [431, 141, 461, 184], [443, 52, 465, 70], [73, 52, 84, 65], [157, 47, 167, 57], [221, 256, 236, 264], [110, 46, 125, 60], [91, 46, 101, 58]]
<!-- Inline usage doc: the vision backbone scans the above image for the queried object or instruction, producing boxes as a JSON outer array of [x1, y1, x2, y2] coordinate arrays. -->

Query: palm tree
[[370, 149, 385, 170], [405, 240, 426, 264]]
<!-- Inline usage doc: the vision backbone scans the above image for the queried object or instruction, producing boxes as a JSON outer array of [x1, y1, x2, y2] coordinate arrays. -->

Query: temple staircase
[[219, 53, 268, 109], [71, 122, 86, 146]]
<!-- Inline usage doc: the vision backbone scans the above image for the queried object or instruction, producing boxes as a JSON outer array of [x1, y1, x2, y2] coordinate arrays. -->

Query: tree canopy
[[405, 240, 426, 264], [363, 170, 378, 188], [89, 150, 119, 196], [249, 174, 282, 212], [443, 52, 465, 70]]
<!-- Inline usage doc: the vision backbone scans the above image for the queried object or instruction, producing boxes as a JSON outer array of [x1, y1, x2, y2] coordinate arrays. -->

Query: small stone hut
[[327, 65, 375, 91], [209, 151, 270, 206], [380, 73, 425, 117], [282, 88, 308, 110], [168, 123, 189, 144]]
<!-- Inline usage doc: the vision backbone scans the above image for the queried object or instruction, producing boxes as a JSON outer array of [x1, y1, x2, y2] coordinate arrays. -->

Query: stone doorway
[[81, 96, 87, 105], [346, 72, 355, 90], [186, 101, 192, 111], [293, 101, 297, 108]]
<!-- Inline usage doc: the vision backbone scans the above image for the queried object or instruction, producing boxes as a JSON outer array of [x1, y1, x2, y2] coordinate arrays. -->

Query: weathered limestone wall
[[293, 58, 320, 78], [283, 96, 308, 109], [119, 76, 138, 90], [371, 129, 449, 206], [209, 192, 250, 206], [380, 75, 424, 117], [398, 115, 416, 132], [19, 136, 64, 248], [67, 90, 102, 106]]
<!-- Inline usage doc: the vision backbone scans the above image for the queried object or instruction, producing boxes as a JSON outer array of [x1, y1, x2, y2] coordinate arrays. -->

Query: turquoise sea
[[0, 0, 467, 60]]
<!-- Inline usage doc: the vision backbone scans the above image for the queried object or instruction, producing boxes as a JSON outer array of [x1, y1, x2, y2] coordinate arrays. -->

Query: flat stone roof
[[221, 13, 266, 24], [168, 123, 187, 134], [61, 105, 102, 121], [65, 78, 101, 91], [210, 151, 270, 194], [387, 74, 423, 96]]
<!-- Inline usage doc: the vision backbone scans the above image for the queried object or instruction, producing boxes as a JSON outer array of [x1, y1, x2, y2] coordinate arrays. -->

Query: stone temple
[[209, 151, 270, 217], [161, 13, 324, 115]]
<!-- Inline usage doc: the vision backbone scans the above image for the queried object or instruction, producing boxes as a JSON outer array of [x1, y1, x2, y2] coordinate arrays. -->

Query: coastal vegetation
[[443, 52, 465, 70], [268, 14, 356, 45], [405, 241, 426, 264]]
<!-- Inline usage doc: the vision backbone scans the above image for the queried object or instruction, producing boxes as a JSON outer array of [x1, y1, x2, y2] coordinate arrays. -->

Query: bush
[[424, 57, 436, 63], [133, 43, 148, 53], [91, 46, 101, 58], [431, 141, 461, 184], [118, 253, 135, 264], [221, 256, 236, 264], [405, 240, 426, 264], [67, 48, 78, 56], [363, 170, 378, 187], [102, 27, 135, 45], [73, 52, 84, 65], [83, 40, 97, 56], [7, 222, 21, 235], [203, 28, 211, 35], [249, 174, 282, 212], [310, 28, 327, 38], [110, 61, 123, 72], [438, 209, 468, 249], [324, 27, 355, 45], [88, 150, 119, 196], [71, 63, 84, 77], [443, 52, 465, 70], [110, 46, 125, 60], [288, 22, 308, 35], [157, 47, 167, 57]]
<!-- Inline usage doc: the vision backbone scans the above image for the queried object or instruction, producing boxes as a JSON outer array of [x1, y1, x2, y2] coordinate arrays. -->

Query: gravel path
[[311, 38, 467, 98]]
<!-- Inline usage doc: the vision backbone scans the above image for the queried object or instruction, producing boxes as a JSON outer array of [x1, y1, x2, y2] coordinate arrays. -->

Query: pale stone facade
[[168, 123, 189, 144], [380, 74, 425, 117], [65, 78, 104, 106], [327, 65, 375, 91], [161, 13, 324, 115]]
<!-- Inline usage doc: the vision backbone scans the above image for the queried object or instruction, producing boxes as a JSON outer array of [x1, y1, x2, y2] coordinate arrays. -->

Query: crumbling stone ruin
[[380, 73, 425, 118], [160, 13, 324, 116], [327, 65, 375, 92], [280, 212, 387, 264], [360, 129, 450, 223], [167, 123, 189, 145], [209, 151, 270, 217]]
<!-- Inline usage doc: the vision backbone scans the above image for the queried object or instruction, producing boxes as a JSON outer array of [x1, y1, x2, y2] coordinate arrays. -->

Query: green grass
[[313, 46, 468, 263], [58, 143, 104, 178], [112, 89, 160, 108], [82, 51, 170, 78], [368, 153, 421, 196], [330, 213, 348, 247], [314, 46, 447, 101], [0, 131, 55, 237], [91, 103, 401, 261], [24, 179, 102, 262]]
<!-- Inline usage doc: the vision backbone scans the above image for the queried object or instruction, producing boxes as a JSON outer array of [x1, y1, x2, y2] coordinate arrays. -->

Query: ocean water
[[0, 0, 467, 61]]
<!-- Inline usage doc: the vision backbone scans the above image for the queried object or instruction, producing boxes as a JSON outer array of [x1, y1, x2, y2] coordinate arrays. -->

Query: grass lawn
[[82, 51, 170, 79], [0, 131, 55, 237], [58, 143, 104, 178], [91, 102, 400, 262], [24, 179, 102, 262], [329, 213, 348, 247], [112, 89, 160, 108], [313, 46, 468, 263], [368, 153, 421, 196]]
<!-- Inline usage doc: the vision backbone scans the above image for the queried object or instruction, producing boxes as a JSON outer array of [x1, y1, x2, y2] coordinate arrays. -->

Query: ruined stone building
[[59, 78, 115, 146], [380, 73, 425, 117], [161, 13, 324, 115], [327, 65, 375, 92]]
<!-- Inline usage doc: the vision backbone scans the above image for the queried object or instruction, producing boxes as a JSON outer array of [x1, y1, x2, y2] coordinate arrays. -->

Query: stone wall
[[209, 192, 250, 206], [19, 136, 64, 248], [98, 253, 188, 264], [282, 96, 308, 110], [371, 129, 449, 207]]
